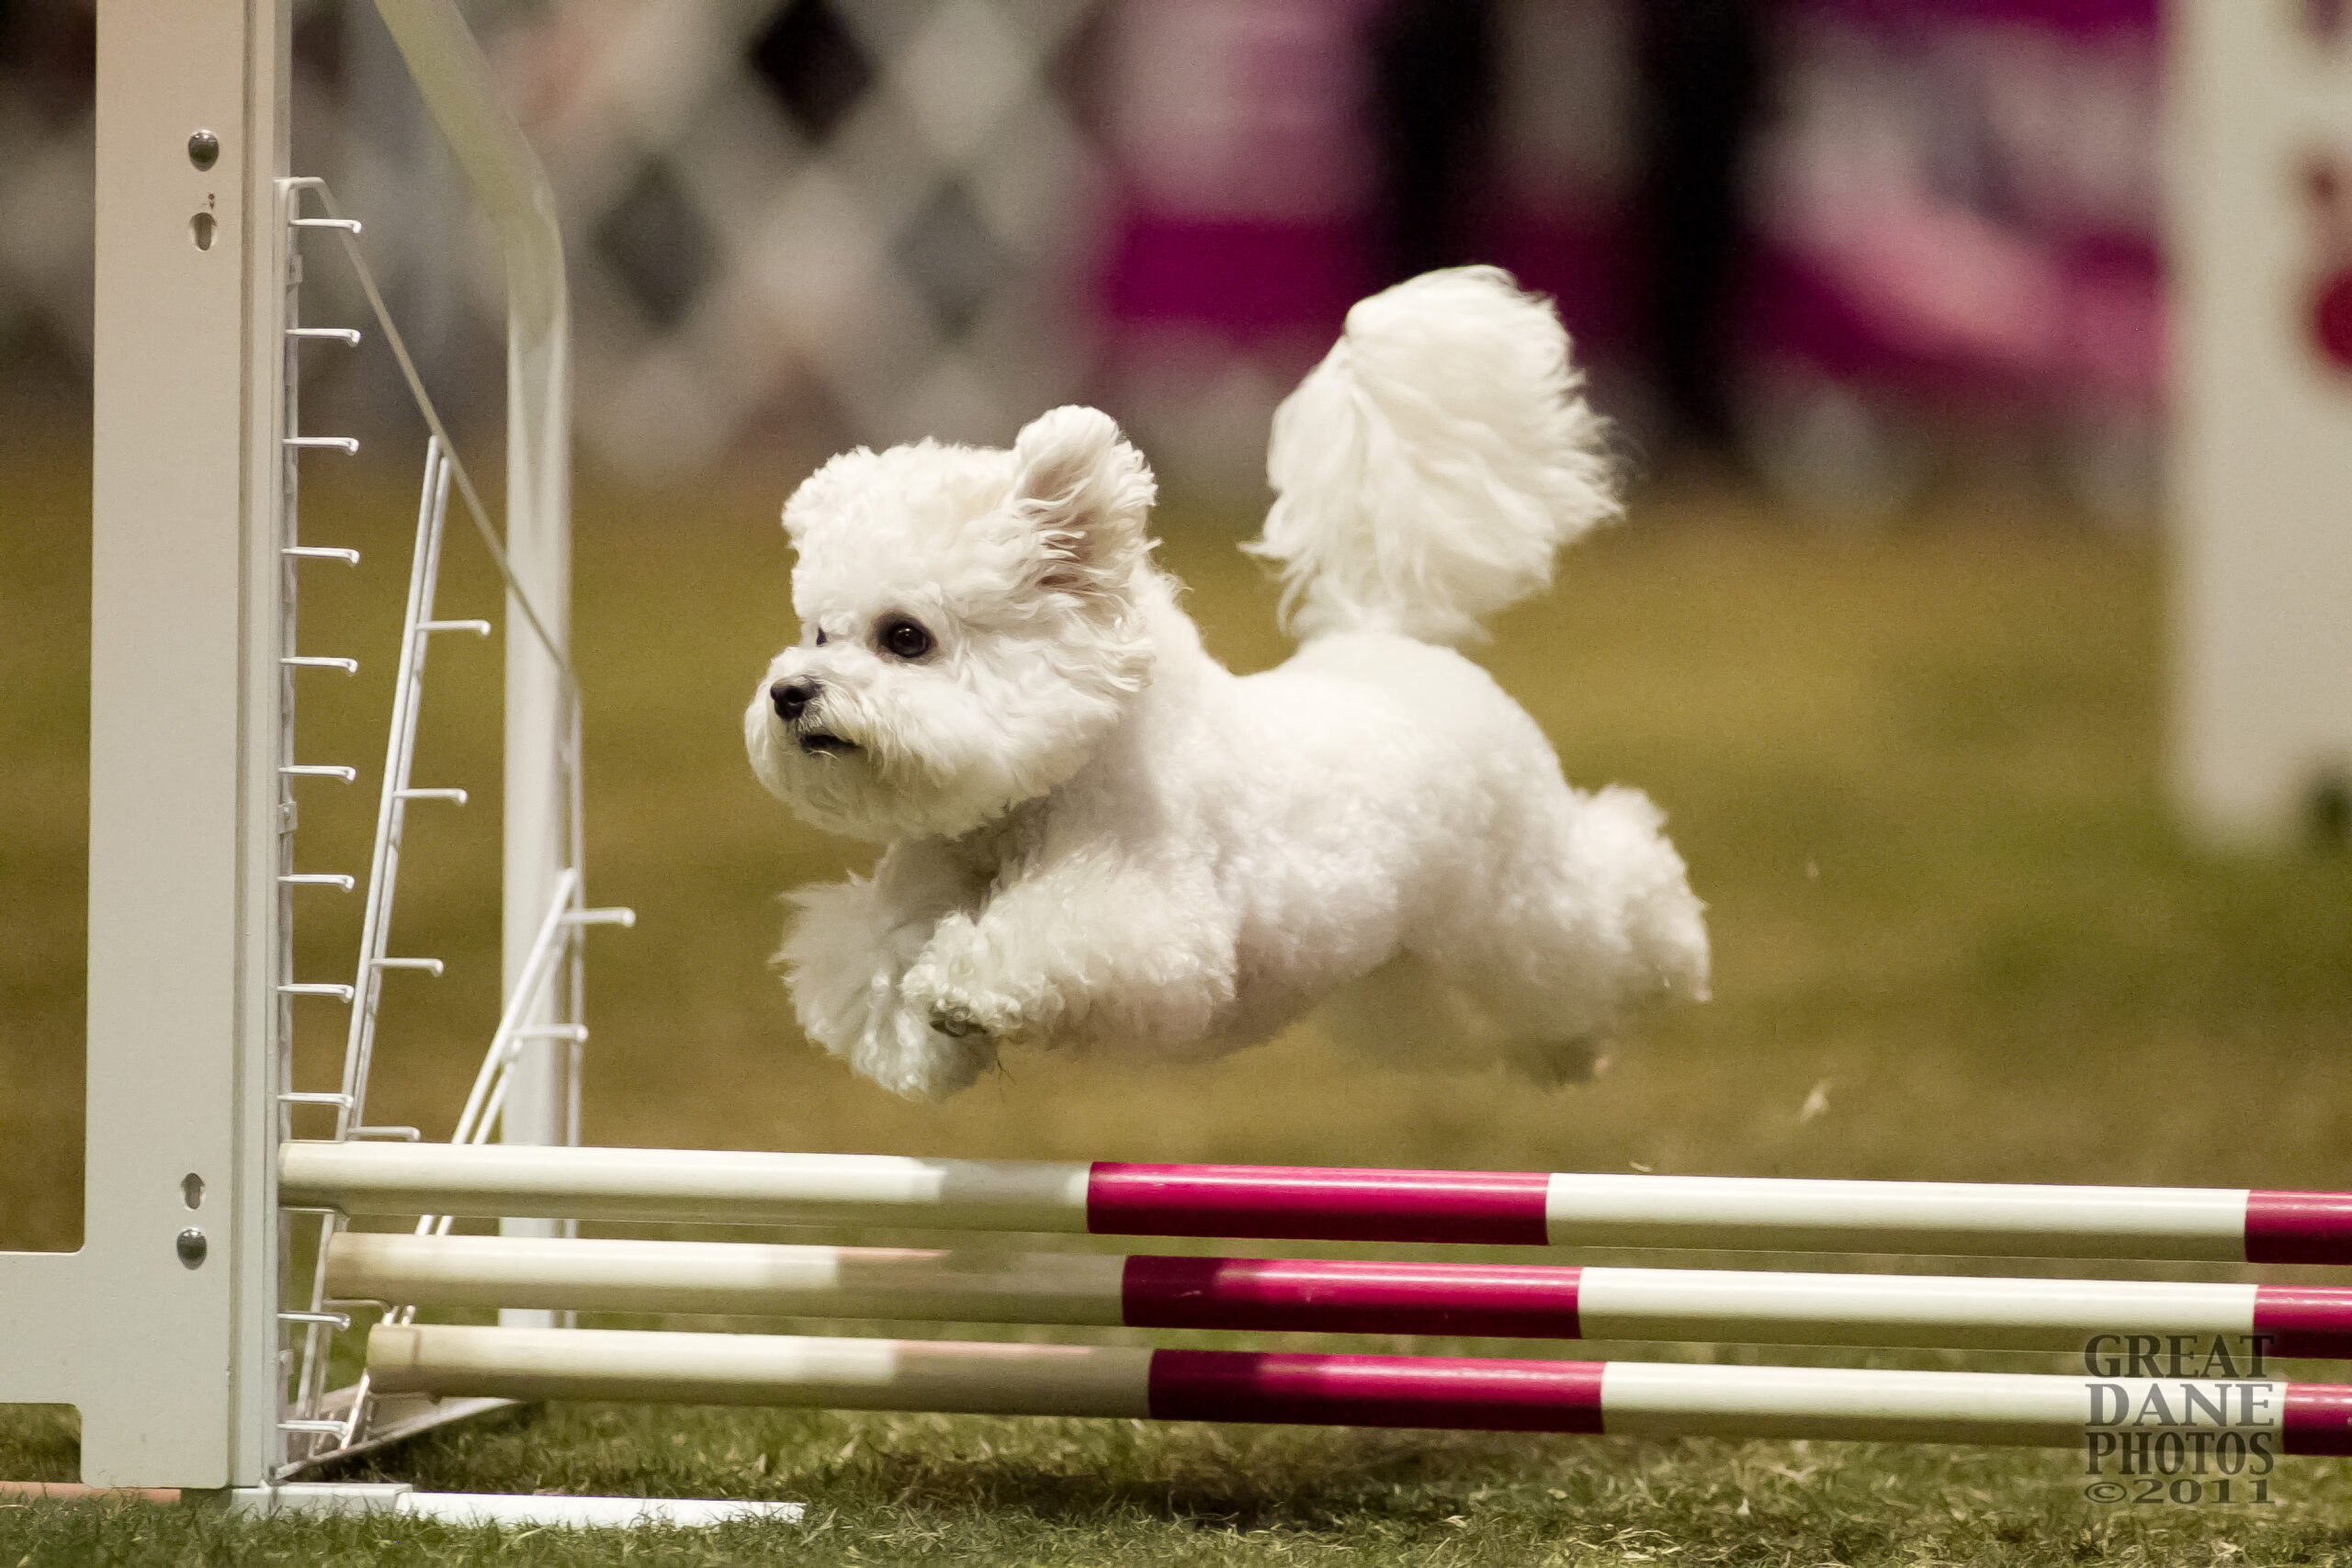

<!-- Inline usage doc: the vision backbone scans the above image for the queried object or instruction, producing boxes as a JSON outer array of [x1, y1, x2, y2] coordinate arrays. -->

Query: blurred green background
[[8, 420, 2350, 1257], [11, 414, 2352, 1562]]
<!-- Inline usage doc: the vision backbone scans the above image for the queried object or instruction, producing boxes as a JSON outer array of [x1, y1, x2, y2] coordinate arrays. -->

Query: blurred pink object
[[1098, 0, 1379, 344], [1744, 0, 2165, 416]]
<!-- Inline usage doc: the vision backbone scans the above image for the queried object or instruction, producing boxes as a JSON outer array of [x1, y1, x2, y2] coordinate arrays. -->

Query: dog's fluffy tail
[[1250, 266, 1618, 648]]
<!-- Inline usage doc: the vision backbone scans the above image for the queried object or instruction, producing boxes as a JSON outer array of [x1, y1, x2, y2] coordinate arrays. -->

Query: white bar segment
[[1544, 1175, 2250, 1259], [290, 1144, 2274, 1259], [326, 1233, 1127, 1322], [284, 1142, 1094, 1230], [368, 1327, 2294, 1450], [1576, 1268, 2258, 1349], [328, 1233, 2272, 1353], [229, 1483, 803, 1527], [369, 1325, 1155, 1416], [400, 1494, 802, 1529], [1599, 1362, 2281, 1447]]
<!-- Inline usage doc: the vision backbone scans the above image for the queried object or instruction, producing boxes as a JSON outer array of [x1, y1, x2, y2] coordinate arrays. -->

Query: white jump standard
[[0, 0, 793, 1524]]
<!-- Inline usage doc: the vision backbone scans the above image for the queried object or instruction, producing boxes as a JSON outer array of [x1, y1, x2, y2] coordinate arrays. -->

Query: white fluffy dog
[[746, 266, 1708, 1101]]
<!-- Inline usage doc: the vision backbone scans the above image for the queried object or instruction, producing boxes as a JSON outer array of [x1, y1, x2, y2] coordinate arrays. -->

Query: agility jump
[[20, 0, 2346, 1530], [278, 1137, 2352, 1460]]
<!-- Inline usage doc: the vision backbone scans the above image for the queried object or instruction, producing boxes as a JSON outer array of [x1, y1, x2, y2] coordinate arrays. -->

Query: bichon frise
[[746, 266, 1708, 1101]]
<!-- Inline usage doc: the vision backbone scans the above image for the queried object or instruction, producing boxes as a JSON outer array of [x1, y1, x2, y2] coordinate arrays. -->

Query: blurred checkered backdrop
[[0, 0, 1114, 478], [0, 0, 2161, 509], [483, 0, 1109, 474], [0, 0, 1654, 487]]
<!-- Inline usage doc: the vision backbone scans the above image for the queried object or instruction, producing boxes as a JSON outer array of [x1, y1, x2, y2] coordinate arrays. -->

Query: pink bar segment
[[1087, 1164, 1551, 1245], [2254, 1286, 2352, 1359], [1121, 1256, 1582, 1338], [2245, 1191, 2352, 1264], [1147, 1349, 1607, 1432], [2283, 1384, 2352, 1455]]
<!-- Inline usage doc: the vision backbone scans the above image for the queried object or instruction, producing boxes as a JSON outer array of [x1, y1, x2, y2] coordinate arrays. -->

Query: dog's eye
[[812, 628, 828, 647], [878, 616, 933, 660]]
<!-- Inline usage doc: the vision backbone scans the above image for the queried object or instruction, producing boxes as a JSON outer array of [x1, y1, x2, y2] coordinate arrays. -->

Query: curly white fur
[[746, 267, 1708, 1101], [1254, 265, 1620, 645]]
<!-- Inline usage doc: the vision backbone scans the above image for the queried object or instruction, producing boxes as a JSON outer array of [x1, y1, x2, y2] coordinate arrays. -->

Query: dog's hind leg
[[1425, 784, 1707, 1086], [1317, 952, 1493, 1070]]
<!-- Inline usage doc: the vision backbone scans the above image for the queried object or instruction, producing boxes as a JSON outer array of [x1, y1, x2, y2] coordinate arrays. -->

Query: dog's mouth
[[797, 729, 858, 757]]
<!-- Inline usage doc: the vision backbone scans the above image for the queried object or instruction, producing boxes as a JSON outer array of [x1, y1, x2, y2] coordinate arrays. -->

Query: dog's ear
[[780, 447, 874, 546], [1010, 407, 1155, 599]]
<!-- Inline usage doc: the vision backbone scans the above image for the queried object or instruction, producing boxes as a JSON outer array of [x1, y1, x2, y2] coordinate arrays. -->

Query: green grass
[[6, 424, 2352, 1563]]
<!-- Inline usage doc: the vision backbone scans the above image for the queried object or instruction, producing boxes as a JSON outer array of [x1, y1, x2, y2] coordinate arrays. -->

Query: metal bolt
[[187, 130, 219, 171], [176, 1228, 208, 1269]]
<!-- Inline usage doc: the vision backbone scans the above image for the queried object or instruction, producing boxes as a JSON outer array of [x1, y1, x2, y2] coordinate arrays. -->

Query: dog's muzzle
[[771, 677, 855, 755]]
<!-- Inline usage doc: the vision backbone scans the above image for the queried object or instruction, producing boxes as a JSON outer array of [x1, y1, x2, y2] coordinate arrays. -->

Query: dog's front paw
[[926, 997, 990, 1040], [853, 997, 998, 1101], [903, 914, 1035, 1045], [902, 968, 1023, 1044]]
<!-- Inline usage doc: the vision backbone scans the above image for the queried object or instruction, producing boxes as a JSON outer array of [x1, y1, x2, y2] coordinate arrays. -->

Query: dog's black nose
[[771, 679, 819, 723]]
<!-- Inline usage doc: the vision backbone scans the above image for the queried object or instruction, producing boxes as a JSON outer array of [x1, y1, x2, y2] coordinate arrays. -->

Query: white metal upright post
[[0, 0, 290, 1487], [369, 0, 574, 1325], [2170, 0, 2352, 844]]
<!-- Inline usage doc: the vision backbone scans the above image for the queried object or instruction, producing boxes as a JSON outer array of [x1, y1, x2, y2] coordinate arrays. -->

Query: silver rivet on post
[[175, 1228, 208, 1269], [180, 1173, 204, 1210], [187, 130, 220, 170]]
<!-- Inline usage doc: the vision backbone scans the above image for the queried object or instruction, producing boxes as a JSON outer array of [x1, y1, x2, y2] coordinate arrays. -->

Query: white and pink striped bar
[[367, 1325, 2352, 1452], [323, 1233, 2352, 1356], [284, 1142, 2352, 1263]]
